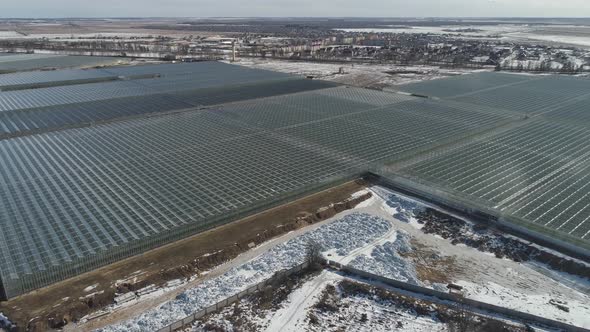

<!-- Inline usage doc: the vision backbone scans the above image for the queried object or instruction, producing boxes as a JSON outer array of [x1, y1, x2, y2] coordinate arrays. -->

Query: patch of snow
[[84, 284, 98, 292], [349, 231, 421, 285], [201, 250, 223, 257], [432, 283, 449, 293], [0, 313, 14, 330], [350, 189, 370, 199], [165, 279, 184, 288], [372, 187, 426, 230], [79, 290, 105, 300], [265, 270, 342, 332], [508, 32, 590, 48]]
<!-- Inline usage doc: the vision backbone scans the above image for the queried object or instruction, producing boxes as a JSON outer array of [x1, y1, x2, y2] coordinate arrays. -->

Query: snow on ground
[[234, 58, 478, 88], [372, 186, 427, 230], [348, 231, 420, 285], [265, 270, 448, 332], [99, 212, 393, 332], [264, 270, 343, 332], [307, 279, 448, 332], [0, 312, 14, 330], [84, 284, 99, 293], [190, 270, 448, 332], [0, 31, 24, 39], [457, 280, 590, 328]]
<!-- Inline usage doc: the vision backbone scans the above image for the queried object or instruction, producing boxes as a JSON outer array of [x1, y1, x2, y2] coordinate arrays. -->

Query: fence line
[[157, 258, 588, 332], [156, 262, 310, 332], [327, 260, 590, 332]]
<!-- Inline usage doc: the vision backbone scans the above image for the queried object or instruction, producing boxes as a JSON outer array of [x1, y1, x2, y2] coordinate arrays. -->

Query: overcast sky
[[3, 0, 590, 18]]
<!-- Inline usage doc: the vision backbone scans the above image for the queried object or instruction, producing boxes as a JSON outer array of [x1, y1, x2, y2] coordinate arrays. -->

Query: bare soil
[[0, 180, 367, 332], [333, 280, 528, 332], [401, 240, 460, 285], [417, 208, 590, 279]]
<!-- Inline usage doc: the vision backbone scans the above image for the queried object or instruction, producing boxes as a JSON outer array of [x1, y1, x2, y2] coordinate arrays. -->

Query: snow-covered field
[[0, 31, 159, 40], [458, 280, 590, 327], [98, 185, 590, 331], [507, 32, 590, 48], [337, 25, 523, 37]]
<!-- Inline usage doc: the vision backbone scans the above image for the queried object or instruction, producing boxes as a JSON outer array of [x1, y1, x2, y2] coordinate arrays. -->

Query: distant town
[[1, 18, 590, 74]]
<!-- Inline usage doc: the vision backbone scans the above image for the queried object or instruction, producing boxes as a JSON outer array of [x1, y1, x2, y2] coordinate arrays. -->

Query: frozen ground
[[98, 186, 590, 330], [267, 272, 448, 332], [264, 271, 343, 332], [190, 270, 449, 332], [233, 58, 480, 88], [505, 25, 590, 49], [99, 211, 396, 332]]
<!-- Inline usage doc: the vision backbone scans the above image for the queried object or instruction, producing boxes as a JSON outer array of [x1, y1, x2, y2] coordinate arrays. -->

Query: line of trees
[[495, 60, 588, 73]]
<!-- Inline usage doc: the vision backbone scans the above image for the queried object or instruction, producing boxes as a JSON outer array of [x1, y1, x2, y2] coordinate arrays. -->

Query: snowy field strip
[[348, 231, 420, 285], [457, 280, 590, 328], [99, 212, 393, 332]]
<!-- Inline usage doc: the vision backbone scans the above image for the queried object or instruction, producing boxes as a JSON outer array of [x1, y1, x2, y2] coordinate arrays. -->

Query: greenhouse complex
[[0, 61, 589, 299]]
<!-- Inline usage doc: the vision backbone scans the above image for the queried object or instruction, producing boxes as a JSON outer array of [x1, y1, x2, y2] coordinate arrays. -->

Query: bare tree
[[305, 240, 324, 270]]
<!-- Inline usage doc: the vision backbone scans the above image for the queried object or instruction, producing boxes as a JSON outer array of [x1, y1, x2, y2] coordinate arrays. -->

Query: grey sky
[[3, 0, 590, 18]]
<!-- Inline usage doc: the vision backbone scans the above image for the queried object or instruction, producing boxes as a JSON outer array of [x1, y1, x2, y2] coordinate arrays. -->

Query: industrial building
[[0, 62, 588, 300]]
